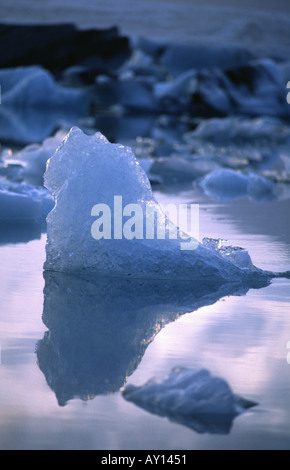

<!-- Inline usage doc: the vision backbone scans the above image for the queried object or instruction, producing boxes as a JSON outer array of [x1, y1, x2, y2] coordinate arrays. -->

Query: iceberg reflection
[[36, 271, 270, 406]]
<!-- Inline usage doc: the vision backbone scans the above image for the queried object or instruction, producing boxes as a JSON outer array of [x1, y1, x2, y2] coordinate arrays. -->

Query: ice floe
[[199, 168, 276, 202], [152, 58, 290, 118], [0, 180, 53, 223], [122, 367, 257, 434], [1, 130, 67, 186], [0, 24, 289, 149], [185, 116, 290, 145], [0, 66, 90, 144]]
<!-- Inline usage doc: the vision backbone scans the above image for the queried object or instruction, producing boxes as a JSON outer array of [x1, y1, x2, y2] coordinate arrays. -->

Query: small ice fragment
[[202, 238, 254, 269], [9, 130, 67, 186], [200, 168, 275, 202], [0, 180, 53, 222], [122, 367, 257, 435]]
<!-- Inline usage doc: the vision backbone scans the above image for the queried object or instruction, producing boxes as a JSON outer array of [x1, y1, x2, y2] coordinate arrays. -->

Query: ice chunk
[[0, 66, 90, 145], [6, 130, 67, 186], [137, 38, 254, 77], [122, 367, 257, 435], [0, 180, 53, 222], [247, 173, 276, 201], [0, 66, 89, 109], [200, 168, 275, 202], [186, 116, 290, 145], [0, 185, 41, 222], [154, 59, 290, 118], [94, 76, 158, 112], [150, 156, 220, 185], [44, 127, 270, 282], [202, 238, 254, 269], [0, 104, 68, 146], [159, 43, 254, 77]]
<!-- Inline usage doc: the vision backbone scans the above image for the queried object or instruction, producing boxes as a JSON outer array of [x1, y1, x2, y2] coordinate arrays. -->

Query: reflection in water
[[36, 271, 270, 407]]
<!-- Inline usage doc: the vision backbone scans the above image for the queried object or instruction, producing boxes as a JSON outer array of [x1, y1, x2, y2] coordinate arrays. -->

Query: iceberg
[[43, 127, 275, 283], [122, 367, 257, 435]]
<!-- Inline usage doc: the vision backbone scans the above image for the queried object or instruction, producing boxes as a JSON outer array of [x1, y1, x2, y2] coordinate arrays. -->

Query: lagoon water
[[0, 0, 290, 450], [0, 191, 290, 449]]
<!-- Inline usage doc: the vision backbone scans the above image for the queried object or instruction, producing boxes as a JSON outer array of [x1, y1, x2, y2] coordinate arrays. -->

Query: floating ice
[[4, 130, 67, 186], [91, 50, 290, 118], [0, 66, 90, 110], [202, 237, 254, 269], [186, 116, 290, 145], [94, 75, 159, 112], [0, 66, 90, 144], [200, 168, 275, 202], [153, 59, 290, 118], [122, 367, 257, 435], [44, 127, 271, 283], [150, 156, 220, 185], [137, 38, 255, 77], [0, 180, 53, 222]]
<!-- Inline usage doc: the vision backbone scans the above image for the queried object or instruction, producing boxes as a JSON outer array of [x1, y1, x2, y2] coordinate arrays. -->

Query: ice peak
[[43, 127, 270, 284]]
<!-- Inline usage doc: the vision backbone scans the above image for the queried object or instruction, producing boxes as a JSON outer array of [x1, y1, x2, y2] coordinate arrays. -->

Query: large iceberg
[[43, 127, 287, 283], [122, 367, 257, 435]]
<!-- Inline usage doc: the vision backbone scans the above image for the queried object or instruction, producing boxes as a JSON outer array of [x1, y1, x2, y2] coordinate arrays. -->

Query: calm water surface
[[0, 192, 289, 450]]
